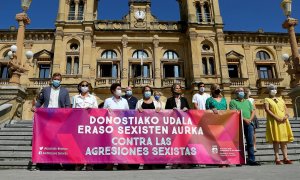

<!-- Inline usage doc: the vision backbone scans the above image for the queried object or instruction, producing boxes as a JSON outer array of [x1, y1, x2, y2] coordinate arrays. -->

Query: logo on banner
[[212, 145, 219, 154]]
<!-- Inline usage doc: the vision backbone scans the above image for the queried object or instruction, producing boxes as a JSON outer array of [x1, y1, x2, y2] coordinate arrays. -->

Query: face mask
[[154, 95, 160, 101], [199, 87, 205, 93], [52, 80, 61, 88], [214, 89, 221, 95], [270, 90, 277, 96], [144, 91, 152, 99], [80, 87, 89, 93], [126, 90, 132, 96], [237, 92, 245, 99], [115, 90, 122, 97]]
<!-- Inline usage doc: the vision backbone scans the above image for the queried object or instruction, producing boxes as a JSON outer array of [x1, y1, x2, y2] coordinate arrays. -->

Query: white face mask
[[199, 87, 205, 93], [80, 87, 89, 93], [270, 90, 277, 96], [115, 89, 122, 97]]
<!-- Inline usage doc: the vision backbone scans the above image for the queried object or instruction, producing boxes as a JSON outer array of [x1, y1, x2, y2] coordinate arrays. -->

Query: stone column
[[200, 3, 205, 23], [121, 35, 129, 88], [74, 0, 80, 20], [216, 32, 230, 86], [243, 44, 256, 88], [52, 29, 64, 73], [82, 28, 93, 78], [153, 35, 161, 88], [15, 13, 30, 65]]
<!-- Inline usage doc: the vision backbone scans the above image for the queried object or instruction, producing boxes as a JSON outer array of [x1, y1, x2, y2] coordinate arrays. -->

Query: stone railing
[[257, 78, 284, 88], [28, 78, 50, 88], [230, 78, 249, 87], [129, 78, 153, 87], [0, 79, 9, 85], [95, 21, 182, 31], [0, 31, 54, 42], [95, 78, 121, 88], [162, 78, 185, 88]]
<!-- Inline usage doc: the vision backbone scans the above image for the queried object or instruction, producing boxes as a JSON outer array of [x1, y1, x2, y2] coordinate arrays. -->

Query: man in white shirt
[[192, 82, 210, 110], [103, 83, 129, 110]]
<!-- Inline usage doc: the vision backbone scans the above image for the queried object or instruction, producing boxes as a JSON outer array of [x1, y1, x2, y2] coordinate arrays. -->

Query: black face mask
[[214, 89, 221, 95]]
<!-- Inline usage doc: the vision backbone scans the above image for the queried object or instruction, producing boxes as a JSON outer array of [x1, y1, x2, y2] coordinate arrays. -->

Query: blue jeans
[[244, 123, 255, 162]]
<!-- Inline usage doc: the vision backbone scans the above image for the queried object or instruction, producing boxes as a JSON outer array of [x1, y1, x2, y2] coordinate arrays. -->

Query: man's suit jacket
[[35, 86, 71, 108], [165, 96, 190, 110]]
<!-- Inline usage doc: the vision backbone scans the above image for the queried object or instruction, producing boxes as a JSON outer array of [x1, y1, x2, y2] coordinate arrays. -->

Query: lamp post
[[281, 0, 300, 118], [8, 0, 33, 85]]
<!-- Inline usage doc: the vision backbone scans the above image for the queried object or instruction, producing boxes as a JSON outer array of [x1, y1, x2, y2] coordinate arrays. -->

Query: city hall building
[[0, 0, 299, 120]]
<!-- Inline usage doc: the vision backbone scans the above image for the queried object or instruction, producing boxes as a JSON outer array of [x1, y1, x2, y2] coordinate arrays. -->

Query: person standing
[[192, 82, 210, 110], [153, 91, 165, 110], [103, 83, 129, 170], [205, 84, 227, 113], [264, 84, 294, 165], [122, 86, 138, 110], [33, 72, 71, 170], [72, 81, 98, 171], [229, 87, 260, 166]]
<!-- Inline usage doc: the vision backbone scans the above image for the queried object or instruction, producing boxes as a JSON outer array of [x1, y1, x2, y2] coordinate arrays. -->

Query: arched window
[[101, 50, 117, 59], [163, 50, 179, 59], [201, 44, 215, 75], [256, 51, 271, 60], [132, 50, 148, 59], [66, 40, 80, 75], [68, 0, 76, 20]]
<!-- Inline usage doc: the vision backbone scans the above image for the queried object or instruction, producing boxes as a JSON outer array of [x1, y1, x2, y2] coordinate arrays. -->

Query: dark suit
[[165, 96, 190, 110], [35, 86, 70, 108]]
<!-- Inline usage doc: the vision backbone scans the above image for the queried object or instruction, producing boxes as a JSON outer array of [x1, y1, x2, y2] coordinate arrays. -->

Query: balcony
[[129, 78, 153, 87], [162, 78, 185, 88], [95, 78, 121, 88], [28, 78, 50, 88], [230, 78, 249, 87], [0, 79, 9, 85], [257, 78, 284, 88]]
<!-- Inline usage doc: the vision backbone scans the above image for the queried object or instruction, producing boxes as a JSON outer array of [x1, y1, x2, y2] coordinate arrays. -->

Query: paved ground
[[0, 164, 300, 180]]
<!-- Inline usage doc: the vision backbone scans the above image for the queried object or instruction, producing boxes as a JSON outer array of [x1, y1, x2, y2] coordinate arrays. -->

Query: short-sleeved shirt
[[205, 97, 227, 110], [192, 93, 210, 110], [103, 97, 129, 110], [72, 93, 98, 108], [229, 99, 254, 119], [48, 87, 60, 108], [122, 95, 138, 110]]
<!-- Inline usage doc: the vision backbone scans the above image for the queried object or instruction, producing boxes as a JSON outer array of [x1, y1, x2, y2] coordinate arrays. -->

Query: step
[[0, 151, 32, 158], [256, 144, 300, 150], [0, 140, 32, 145], [0, 132, 32, 136], [0, 161, 32, 169], [13, 121, 33, 125], [258, 124, 300, 128], [255, 154, 300, 162], [255, 149, 300, 156], [0, 128, 33, 132], [0, 146, 32, 151], [4, 124, 33, 128], [256, 138, 300, 144], [255, 133, 300, 138], [0, 136, 32, 140]]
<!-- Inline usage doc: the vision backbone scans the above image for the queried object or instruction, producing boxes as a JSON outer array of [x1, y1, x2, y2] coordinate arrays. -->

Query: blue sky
[[0, 0, 299, 33]]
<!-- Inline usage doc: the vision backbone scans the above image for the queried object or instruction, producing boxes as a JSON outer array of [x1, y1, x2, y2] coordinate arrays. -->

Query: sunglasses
[[81, 85, 89, 87]]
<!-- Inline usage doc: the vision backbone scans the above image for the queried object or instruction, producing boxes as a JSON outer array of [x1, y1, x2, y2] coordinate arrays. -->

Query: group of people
[[33, 73, 294, 170]]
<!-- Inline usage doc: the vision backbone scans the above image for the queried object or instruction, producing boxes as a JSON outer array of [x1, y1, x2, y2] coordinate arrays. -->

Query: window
[[132, 50, 148, 59], [39, 64, 51, 79], [74, 57, 79, 75], [132, 64, 150, 78], [202, 57, 215, 75], [70, 43, 79, 51], [257, 66, 274, 79], [209, 57, 215, 75], [228, 65, 239, 78], [101, 50, 117, 59], [196, 3, 203, 23], [66, 57, 72, 74], [256, 51, 271, 60], [97, 64, 118, 78], [203, 3, 211, 22], [202, 58, 208, 75], [78, 0, 84, 20], [163, 50, 179, 59], [202, 44, 211, 52], [68, 0, 75, 20], [164, 65, 180, 78], [0, 65, 9, 79]]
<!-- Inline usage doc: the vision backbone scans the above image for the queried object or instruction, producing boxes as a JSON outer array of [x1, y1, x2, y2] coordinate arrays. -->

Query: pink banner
[[32, 109, 245, 164]]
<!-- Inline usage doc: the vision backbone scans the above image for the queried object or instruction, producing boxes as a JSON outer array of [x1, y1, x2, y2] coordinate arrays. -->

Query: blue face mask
[[237, 92, 245, 99], [144, 91, 152, 99], [154, 95, 160, 101], [52, 80, 61, 88], [126, 90, 133, 96]]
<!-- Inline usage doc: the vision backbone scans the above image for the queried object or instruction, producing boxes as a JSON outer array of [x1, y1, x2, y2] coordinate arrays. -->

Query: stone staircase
[[0, 118, 299, 169], [0, 120, 33, 169]]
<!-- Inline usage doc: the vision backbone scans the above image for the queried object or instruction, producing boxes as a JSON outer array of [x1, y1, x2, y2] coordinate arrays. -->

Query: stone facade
[[0, 0, 299, 120]]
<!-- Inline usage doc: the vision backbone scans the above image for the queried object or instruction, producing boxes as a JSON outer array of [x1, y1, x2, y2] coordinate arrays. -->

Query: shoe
[[104, 164, 114, 171], [248, 161, 261, 166], [275, 160, 282, 165], [283, 159, 293, 164]]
